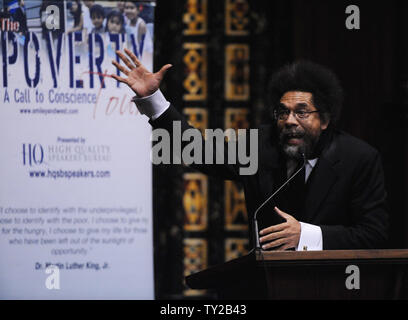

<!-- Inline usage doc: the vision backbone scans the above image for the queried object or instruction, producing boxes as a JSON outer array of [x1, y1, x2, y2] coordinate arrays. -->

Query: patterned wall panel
[[182, 0, 209, 299], [183, 43, 208, 101], [225, 44, 250, 101], [225, 107, 250, 139], [224, 107, 249, 231], [183, 108, 208, 137], [183, 173, 208, 231], [183, 238, 208, 295], [225, 238, 249, 261], [225, 180, 248, 231], [225, 0, 249, 35], [183, 0, 208, 35]]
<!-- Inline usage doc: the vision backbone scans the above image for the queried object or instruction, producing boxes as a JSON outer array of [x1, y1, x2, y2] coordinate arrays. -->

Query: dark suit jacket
[[150, 104, 389, 250]]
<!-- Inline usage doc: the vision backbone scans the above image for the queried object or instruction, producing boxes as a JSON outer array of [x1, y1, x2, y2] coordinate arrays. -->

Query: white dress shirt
[[133, 89, 323, 251]]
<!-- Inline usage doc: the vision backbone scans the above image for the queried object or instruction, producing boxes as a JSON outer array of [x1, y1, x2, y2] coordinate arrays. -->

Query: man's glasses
[[273, 108, 320, 121]]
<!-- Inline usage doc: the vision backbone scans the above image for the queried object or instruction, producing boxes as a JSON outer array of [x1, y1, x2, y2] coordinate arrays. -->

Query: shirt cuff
[[132, 89, 170, 120], [296, 222, 323, 251]]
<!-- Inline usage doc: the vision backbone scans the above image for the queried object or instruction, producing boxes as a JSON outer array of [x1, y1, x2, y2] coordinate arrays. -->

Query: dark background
[[153, 0, 408, 298]]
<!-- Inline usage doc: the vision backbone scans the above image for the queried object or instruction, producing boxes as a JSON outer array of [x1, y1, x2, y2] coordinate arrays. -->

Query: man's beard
[[279, 127, 320, 160]]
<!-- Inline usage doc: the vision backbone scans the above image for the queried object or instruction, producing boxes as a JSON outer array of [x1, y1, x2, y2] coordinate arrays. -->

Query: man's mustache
[[279, 128, 305, 140]]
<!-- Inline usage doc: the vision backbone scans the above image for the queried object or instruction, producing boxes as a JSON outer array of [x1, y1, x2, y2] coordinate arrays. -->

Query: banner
[[0, 0, 155, 299]]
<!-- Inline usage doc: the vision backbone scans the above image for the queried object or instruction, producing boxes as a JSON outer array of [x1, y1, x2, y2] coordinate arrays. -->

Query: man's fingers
[[116, 50, 135, 70], [124, 48, 142, 67], [277, 244, 293, 251], [112, 60, 130, 76], [156, 64, 172, 80], [259, 222, 286, 236], [111, 73, 127, 84], [259, 230, 286, 244], [262, 238, 287, 250]]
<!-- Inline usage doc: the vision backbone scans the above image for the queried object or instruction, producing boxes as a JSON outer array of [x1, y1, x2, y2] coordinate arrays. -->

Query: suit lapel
[[303, 138, 340, 222], [258, 143, 284, 200], [257, 126, 289, 204]]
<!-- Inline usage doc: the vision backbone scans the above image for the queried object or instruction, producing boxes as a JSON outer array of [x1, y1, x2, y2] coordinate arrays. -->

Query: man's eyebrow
[[294, 103, 309, 109], [278, 102, 310, 109]]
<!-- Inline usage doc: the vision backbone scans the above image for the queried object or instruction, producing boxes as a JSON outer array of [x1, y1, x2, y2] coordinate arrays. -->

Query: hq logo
[[22, 143, 44, 166]]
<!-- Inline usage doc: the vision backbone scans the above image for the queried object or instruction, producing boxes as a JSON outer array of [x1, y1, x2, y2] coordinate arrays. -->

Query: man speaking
[[111, 48, 389, 251]]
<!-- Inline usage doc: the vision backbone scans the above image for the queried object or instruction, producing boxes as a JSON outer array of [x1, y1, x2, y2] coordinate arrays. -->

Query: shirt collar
[[307, 158, 318, 168]]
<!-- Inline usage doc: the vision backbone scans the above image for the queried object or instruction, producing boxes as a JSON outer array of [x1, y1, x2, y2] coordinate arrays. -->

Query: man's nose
[[284, 111, 299, 127]]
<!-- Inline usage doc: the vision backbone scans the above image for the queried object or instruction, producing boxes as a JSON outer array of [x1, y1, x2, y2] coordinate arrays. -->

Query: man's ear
[[321, 115, 330, 130]]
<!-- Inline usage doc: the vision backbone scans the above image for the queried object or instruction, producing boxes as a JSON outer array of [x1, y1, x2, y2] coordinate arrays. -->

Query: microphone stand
[[253, 153, 306, 251]]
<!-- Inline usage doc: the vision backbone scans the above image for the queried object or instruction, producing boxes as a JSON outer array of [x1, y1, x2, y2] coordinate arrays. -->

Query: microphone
[[253, 151, 306, 250]]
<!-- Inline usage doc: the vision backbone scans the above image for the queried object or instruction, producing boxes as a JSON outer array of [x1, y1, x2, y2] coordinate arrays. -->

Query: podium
[[185, 249, 408, 299]]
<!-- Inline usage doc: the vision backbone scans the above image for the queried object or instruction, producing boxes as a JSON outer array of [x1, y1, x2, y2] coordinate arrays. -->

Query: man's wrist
[[296, 222, 323, 251], [132, 89, 170, 120]]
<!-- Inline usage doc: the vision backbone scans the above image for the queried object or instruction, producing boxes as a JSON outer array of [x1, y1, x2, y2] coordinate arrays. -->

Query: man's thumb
[[157, 64, 172, 80], [274, 206, 288, 218]]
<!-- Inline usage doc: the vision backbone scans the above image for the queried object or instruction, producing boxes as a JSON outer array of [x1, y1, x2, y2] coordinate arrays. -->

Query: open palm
[[111, 48, 172, 97]]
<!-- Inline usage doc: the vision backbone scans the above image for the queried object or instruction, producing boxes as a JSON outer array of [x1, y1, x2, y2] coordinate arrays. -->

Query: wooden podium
[[185, 249, 408, 299]]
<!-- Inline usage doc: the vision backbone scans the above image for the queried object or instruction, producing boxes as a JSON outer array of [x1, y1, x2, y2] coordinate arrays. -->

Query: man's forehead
[[280, 91, 313, 105]]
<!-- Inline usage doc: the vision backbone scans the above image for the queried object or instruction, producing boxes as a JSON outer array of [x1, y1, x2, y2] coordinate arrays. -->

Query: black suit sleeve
[[320, 150, 389, 249], [149, 104, 244, 181]]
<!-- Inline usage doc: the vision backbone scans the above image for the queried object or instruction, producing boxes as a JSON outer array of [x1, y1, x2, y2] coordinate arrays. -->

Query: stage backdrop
[[0, 0, 155, 299]]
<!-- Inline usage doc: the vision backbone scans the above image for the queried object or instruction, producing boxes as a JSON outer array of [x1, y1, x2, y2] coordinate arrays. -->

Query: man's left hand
[[259, 207, 301, 250]]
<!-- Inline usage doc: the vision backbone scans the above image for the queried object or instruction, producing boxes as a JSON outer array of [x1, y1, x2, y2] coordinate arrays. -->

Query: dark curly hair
[[268, 61, 343, 126]]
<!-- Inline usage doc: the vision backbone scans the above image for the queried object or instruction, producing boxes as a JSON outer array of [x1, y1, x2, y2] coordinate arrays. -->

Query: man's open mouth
[[285, 133, 304, 145]]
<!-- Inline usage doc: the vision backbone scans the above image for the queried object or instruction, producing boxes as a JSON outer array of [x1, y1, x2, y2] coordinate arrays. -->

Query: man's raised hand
[[111, 48, 172, 97]]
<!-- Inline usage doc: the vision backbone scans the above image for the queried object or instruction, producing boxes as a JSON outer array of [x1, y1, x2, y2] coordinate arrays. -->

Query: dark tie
[[285, 162, 306, 221]]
